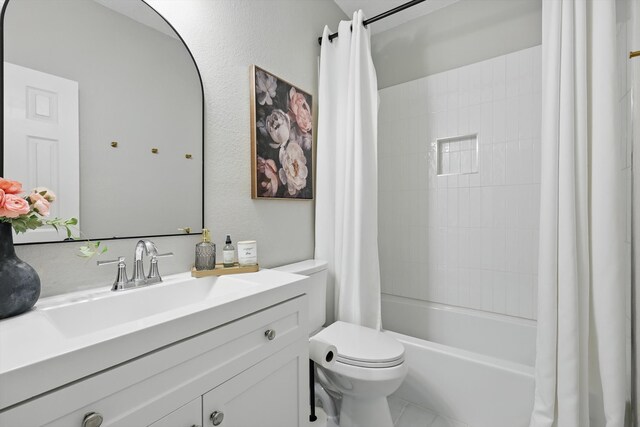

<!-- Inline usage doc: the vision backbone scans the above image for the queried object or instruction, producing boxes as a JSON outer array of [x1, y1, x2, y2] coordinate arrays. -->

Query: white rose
[[266, 109, 291, 148], [278, 142, 308, 196], [255, 70, 277, 106], [290, 126, 312, 151]]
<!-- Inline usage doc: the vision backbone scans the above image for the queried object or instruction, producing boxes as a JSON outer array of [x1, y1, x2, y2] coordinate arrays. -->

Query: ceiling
[[333, 0, 461, 34]]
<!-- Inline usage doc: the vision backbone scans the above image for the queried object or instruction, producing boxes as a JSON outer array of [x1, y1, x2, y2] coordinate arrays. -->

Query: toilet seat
[[314, 321, 405, 368]]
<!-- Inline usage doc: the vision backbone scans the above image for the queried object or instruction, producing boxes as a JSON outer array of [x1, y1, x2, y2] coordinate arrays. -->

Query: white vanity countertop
[[0, 269, 309, 410]]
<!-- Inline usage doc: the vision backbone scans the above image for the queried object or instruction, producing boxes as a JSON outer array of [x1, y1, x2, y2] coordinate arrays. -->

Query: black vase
[[0, 222, 40, 319]]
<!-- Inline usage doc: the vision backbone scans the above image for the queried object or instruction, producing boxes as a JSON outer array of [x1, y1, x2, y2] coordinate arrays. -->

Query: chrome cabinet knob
[[82, 412, 104, 427], [210, 411, 224, 426], [264, 329, 276, 340]]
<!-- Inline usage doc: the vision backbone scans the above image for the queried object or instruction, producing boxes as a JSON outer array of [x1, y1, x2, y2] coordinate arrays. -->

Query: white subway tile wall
[[378, 46, 541, 320]]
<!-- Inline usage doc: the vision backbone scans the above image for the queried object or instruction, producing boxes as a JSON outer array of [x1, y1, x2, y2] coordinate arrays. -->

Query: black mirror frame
[[0, 0, 205, 245]]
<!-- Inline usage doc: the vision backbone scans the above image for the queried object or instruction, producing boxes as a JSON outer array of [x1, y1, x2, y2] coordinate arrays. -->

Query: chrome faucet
[[96, 256, 130, 291], [132, 239, 158, 285], [97, 240, 173, 291]]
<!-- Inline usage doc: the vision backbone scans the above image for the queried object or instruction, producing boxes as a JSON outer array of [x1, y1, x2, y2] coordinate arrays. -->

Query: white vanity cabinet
[[148, 398, 202, 427], [0, 295, 309, 427], [202, 343, 304, 427]]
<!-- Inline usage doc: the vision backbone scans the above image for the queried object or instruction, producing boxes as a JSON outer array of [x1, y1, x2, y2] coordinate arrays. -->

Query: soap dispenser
[[195, 228, 215, 271]]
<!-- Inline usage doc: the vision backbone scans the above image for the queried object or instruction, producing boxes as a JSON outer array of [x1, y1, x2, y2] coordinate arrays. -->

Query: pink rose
[[0, 189, 5, 209], [288, 88, 312, 134], [257, 157, 279, 197], [0, 194, 30, 218], [0, 178, 23, 195], [32, 187, 56, 202], [29, 193, 51, 217]]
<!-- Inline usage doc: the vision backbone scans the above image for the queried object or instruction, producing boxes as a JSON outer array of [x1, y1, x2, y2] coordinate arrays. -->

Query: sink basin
[[40, 274, 259, 338], [0, 269, 309, 411]]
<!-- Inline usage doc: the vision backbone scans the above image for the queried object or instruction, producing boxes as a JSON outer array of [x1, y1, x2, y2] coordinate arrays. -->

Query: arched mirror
[[1, 0, 204, 243]]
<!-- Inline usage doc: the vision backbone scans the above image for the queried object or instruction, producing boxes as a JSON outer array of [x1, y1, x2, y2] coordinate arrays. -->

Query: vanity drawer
[[148, 397, 201, 427], [0, 295, 307, 427]]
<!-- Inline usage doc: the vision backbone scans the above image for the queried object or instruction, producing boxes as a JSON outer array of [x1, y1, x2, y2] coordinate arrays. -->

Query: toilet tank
[[274, 259, 327, 334]]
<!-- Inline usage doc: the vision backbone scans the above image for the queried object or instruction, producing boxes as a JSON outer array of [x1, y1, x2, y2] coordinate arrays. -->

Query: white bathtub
[[382, 294, 536, 427]]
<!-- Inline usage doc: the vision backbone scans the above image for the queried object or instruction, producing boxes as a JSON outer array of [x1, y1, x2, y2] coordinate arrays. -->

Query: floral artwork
[[251, 66, 313, 199]]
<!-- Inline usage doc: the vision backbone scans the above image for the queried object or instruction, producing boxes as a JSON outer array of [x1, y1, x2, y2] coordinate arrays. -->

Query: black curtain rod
[[318, 0, 427, 45]]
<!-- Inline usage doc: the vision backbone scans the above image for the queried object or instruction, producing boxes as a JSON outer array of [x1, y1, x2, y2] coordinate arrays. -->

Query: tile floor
[[389, 396, 468, 427]]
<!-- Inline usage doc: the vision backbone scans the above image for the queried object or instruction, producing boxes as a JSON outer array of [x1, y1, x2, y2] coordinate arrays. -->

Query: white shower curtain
[[530, 1, 626, 426], [315, 11, 381, 330]]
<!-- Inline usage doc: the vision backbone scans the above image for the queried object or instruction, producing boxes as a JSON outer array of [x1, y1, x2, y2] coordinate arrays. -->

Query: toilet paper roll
[[309, 337, 337, 368]]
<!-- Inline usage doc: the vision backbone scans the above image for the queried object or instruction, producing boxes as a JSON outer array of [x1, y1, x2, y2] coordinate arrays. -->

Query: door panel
[[203, 345, 306, 427], [4, 61, 79, 242]]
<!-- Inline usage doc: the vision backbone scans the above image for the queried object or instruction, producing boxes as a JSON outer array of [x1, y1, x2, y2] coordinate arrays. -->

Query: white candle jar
[[237, 240, 258, 266]]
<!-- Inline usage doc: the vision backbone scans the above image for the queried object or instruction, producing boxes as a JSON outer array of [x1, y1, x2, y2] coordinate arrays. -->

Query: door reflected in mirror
[[2, 0, 203, 243]]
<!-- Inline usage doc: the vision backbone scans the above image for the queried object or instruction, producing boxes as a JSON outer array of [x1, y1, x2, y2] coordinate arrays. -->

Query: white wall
[[371, 0, 542, 89], [12, 0, 347, 298], [632, 0, 640, 415], [616, 0, 638, 414], [4, 0, 202, 238], [378, 46, 541, 320]]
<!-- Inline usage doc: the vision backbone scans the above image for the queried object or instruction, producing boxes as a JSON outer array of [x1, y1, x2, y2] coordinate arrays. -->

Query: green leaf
[[77, 246, 94, 258], [4, 212, 108, 259], [76, 241, 108, 259], [8, 215, 41, 234]]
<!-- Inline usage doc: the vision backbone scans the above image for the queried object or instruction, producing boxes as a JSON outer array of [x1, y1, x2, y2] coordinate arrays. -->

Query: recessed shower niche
[[436, 133, 479, 176]]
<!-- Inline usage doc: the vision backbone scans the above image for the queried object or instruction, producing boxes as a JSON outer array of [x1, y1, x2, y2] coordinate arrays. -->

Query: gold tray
[[191, 263, 259, 278]]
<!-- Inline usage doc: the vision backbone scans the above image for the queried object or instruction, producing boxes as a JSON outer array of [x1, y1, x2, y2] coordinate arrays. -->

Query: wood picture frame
[[250, 65, 313, 200]]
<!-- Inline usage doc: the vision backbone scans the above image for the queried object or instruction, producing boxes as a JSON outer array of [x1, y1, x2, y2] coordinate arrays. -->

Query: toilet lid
[[314, 321, 405, 368]]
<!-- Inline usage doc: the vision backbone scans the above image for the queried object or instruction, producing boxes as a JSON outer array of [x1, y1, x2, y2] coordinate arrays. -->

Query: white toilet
[[275, 260, 407, 427]]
